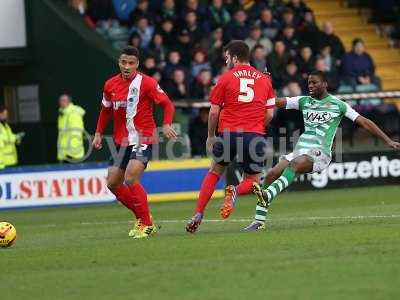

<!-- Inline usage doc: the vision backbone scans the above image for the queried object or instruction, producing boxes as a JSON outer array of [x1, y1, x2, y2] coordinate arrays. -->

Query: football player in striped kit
[[93, 46, 176, 238], [246, 70, 400, 231]]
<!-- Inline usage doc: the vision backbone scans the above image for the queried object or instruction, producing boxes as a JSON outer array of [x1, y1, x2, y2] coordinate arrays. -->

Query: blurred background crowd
[[68, 0, 386, 99], [61, 0, 399, 158]]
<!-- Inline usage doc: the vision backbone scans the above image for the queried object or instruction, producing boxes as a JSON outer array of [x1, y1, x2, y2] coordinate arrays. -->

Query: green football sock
[[264, 167, 296, 203], [254, 167, 297, 223]]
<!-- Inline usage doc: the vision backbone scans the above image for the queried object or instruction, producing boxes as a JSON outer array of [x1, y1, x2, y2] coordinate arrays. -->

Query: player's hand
[[162, 124, 177, 140], [206, 135, 216, 153], [388, 140, 400, 150], [92, 133, 103, 150]]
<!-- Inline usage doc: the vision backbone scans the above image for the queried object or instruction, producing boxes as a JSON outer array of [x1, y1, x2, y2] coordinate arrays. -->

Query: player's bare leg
[[246, 156, 312, 231], [264, 159, 290, 186], [106, 166, 125, 193], [186, 161, 225, 233], [220, 172, 261, 219]]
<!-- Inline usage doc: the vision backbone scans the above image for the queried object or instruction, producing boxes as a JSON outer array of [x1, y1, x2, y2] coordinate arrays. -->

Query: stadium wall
[[0, 0, 117, 165], [1, 151, 399, 210]]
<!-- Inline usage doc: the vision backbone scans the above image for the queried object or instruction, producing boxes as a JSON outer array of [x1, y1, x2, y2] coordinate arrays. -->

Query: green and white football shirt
[[286, 94, 360, 157]]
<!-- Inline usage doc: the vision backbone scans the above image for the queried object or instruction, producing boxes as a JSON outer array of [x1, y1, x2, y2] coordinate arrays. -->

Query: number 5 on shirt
[[238, 78, 255, 103]]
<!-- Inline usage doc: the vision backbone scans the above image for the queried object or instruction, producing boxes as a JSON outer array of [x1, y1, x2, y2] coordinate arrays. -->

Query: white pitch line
[[37, 215, 400, 228]]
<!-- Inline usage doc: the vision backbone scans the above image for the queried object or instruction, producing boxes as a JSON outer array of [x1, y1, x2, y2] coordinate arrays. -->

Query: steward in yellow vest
[[0, 105, 24, 168], [57, 94, 86, 162]]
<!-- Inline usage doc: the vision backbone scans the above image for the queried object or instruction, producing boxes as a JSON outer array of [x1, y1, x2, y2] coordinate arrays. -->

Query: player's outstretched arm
[[275, 98, 287, 108], [355, 116, 400, 150]]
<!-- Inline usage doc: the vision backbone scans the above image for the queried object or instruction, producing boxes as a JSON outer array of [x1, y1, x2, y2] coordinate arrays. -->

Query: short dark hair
[[120, 46, 140, 58], [309, 70, 327, 83], [352, 38, 364, 47], [223, 40, 250, 62], [0, 104, 5, 113]]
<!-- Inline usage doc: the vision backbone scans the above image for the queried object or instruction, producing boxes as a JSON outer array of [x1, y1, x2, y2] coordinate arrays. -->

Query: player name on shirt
[[232, 70, 262, 80]]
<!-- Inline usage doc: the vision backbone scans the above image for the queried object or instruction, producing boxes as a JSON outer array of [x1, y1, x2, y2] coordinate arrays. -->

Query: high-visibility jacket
[[0, 121, 18, 167], [57, 104, 86, 161], [0, 130, 5, 169]]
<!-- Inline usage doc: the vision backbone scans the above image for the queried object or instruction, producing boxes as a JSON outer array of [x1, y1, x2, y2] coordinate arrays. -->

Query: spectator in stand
[[236, 0, 267, 20], [68, 0, 87, 15], [245, 25, 273, 54], [267, 40, 290, 86], [341, 38, 378, 87], [163, 50, 188, 79], [128, 0, 152, 26], [257, 7, 280, 41], [282, 81, 302, 97], [189, 107, 209, 157], [281, 60, 305, 91], [296, 46, 315, 78], [158, 18, 176, 47], [207, 0, 231, 30], [141, 55, 163, 82], [280, 26, 300, 57], [286, 0, 309, 20], [207, 27, 225, 74], [223, 9, 249, 42], [298, 9, 319, 52], [250, 44, 267, 72], [163, 68, 191, 100], [319, 45, 338, 74], [157, 0, 177, 23], [318, 22, 345, 61], [142, 56, 159, 75], [223, 0, 237, 15], [190, 49, 212, 78], [130, 16, 154, 48], [191, 69, 213, 100], [87, 0, 116, 22], [180, 0, 207, 23], [148, 33, 167, 68], [128, 32, 143, 52], [175, 29, 193, 65], [281, 8, 300, 28], [315, 57, 339, 92], [112, 0, 137, 24], [182, 11, 203, 46]]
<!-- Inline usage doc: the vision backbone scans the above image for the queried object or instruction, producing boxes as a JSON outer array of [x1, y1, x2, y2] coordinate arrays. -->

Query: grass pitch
[[1, 185, 400, 300]]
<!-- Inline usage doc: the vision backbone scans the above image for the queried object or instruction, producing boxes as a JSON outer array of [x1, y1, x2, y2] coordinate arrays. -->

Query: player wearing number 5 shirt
[[185, 40, 276, 233], [92, 46, 176, 239]]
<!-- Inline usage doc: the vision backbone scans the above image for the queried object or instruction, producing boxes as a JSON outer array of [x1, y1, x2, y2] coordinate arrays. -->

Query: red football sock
[[113, 184, 138, 218], [128, 183, 152, 226], [195, 171, 221, 214], [236, 177, 256, 195]]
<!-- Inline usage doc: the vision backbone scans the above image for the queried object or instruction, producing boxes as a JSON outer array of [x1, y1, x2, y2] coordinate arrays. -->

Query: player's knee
[[124, 176, 140, 186], [106, 180, 119, 192], [290, 157, 310, 173], [266, 169, 280, 183]]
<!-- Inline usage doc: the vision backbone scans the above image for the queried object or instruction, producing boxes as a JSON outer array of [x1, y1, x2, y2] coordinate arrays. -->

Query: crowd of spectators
[[66, 0, 394, 156], [68, 0, 381, 100]]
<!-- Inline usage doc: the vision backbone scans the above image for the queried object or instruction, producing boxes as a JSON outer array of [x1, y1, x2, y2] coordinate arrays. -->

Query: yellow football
[[0, 222, 17, 248]]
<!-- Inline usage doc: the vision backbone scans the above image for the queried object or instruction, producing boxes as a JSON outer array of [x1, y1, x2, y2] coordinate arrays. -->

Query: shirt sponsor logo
[[112, 101, 127, 110], [305, 111, 333, 124]]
